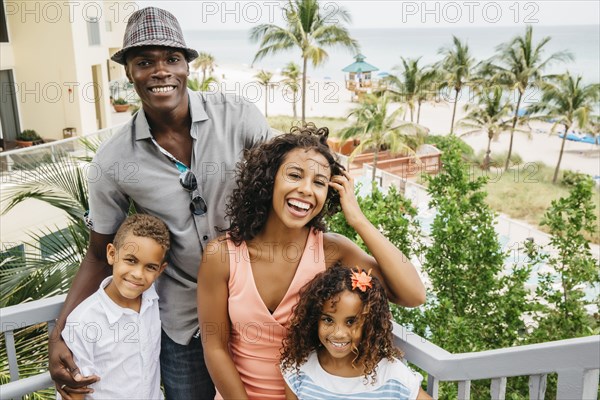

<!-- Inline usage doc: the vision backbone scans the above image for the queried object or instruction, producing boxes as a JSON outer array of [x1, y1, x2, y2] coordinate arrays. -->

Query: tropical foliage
[[281, 62, 301, 119], [385, 57, 438, 123], [436, 36, 475, 134], [254, 70, 274, 118], [457, 86, 514, 170], [527, 176, 600, 341], [187, 76, 218, 92], [192, 51, 216, 83], [483, 25, 573, 170], [527, 73, 599, 183], [1, 156, 91, 307], [338, 93, 428, 182], [251, 0, 359, 122], [326, 183, 423, 259], [421, 137, 532, 353]]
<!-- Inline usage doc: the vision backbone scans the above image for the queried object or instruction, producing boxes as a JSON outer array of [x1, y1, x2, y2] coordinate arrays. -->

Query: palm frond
[[0, 223, 88, 307], [251, 0, 357, 121], [2, 156, 89, 221]]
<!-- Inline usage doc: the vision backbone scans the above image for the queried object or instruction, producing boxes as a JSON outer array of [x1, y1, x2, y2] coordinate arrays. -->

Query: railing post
[[490, 377, 507, 400], [457, 380, 471, 400], [427, 375, 439, 398], [556, 368, 598, 400], [581, 369, 600, 400], [4, 331, 20, 381], [528, 374, 547, 400]]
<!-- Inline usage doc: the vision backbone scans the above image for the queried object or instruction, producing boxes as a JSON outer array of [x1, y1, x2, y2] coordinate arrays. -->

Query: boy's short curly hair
[[112, 214, 171, 254], [226, 123, 344, 245], [281, 263, 398, 384]]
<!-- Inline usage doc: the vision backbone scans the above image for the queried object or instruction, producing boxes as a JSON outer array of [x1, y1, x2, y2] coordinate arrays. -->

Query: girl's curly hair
[[281, 263, 398, 384], [226, 123, 343, 245]]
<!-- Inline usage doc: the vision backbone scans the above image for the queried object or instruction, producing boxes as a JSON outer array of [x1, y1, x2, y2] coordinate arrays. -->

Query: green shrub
[[562, 170, 593, 187], [425, 135, 474, 157], [112, 97, 128, 105], [17, 129, 41, 141]]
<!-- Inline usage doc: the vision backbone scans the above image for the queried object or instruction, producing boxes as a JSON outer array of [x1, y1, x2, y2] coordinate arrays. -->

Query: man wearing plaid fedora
[[49, 7, 271, 399]]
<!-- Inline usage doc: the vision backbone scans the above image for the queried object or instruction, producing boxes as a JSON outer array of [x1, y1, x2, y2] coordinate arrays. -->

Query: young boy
[[61, 214, 170, 399]]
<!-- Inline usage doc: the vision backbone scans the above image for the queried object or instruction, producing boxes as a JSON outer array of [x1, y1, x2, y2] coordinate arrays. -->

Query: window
[[0, 0, 9, 43], [0, 244, 25, 268], [87, 18, 101, 46], [0, 69, 21, 141], [39, 228, 74, 259]]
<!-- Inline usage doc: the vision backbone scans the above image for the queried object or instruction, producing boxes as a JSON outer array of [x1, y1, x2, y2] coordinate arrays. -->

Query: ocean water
[[185, 25, 600, 83]]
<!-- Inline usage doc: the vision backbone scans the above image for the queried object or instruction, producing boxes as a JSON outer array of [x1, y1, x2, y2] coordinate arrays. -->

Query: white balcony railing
[[1, 296, 598, 399], [1, 125, 124, 184]]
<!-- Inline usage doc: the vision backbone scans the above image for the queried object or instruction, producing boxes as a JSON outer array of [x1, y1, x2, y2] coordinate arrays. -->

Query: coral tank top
[[216, 230, 325, 400]]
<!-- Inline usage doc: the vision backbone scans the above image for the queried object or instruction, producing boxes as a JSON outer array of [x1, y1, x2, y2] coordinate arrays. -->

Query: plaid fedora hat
[[111, 7, 198, 65]]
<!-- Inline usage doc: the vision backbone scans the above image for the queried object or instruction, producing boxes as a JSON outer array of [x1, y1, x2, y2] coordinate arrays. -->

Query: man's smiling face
[[125, 46, 189, 116]]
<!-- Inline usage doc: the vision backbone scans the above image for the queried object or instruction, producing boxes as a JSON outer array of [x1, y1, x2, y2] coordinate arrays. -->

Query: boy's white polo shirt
[[62, 276, 163, 399]]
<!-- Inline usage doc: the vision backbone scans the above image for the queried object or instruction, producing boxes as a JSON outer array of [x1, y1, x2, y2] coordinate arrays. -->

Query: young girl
[[198, 124, 426, 399], [281, 264, 431, 400]]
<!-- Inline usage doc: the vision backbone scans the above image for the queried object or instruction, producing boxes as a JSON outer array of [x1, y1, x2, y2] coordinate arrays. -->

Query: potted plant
[[16, 129, 42, 147], [112, 97, 130, 113]]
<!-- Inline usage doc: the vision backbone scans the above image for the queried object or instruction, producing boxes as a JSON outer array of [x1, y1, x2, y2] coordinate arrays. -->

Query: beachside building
[[0, 0, 128, 150], [342, 53, 379, 101]]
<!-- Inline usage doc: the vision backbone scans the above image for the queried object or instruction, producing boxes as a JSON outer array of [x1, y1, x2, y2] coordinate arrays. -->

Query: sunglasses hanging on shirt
[[151, 138, 208, 216]]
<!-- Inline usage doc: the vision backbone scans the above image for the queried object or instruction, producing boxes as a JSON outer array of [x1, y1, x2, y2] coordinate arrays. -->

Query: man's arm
[[49, 231, 114, 399]]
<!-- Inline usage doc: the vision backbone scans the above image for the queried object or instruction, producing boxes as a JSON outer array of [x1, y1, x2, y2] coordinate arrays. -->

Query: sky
[[137, 0, 600, 30]]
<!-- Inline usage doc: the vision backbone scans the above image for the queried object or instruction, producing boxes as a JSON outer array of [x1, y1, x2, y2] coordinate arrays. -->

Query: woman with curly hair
[[281, 264, 431, 400], [197, 124, 426, 399]]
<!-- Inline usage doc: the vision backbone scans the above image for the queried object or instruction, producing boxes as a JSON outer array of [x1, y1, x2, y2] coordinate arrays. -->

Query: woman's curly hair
[[226, 123, 344, 245], [281, 263, 398, 384]]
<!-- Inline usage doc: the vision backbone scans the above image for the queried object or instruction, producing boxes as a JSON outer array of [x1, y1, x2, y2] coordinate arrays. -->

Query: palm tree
[[415, 67, 440, 124], [192, 52, 216, 83], [387, 57, 420, 122], [255, 70, 274, 118], [527, 73, 599, 183], [458, 86, 513, 170], [484, 26, 572, 170], [187, 76, 218, 92], [437, 36, 475, 134], [250, 0, 359, 123], [281, 62, 301, 119], [386, 58, 439, 124], [339, 93, 428, 182]]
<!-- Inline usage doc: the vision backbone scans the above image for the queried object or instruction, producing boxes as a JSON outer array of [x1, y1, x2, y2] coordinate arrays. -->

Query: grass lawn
[[415, 163, 599, 244], [481, 164, 600, 244]]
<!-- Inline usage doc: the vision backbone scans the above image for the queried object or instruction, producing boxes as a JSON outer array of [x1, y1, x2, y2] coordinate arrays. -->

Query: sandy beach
[[202, 63, 600, 179]]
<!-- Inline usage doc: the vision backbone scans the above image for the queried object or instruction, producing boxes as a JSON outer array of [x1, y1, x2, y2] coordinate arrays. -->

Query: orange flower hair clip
[[351, 268, 373, 292]]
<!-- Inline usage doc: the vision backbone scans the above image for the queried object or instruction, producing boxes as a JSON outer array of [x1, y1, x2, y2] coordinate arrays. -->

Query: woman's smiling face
[[270, 148, 331, 230]]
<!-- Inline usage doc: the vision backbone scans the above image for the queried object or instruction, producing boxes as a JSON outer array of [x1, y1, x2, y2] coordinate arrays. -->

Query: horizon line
[[183, 23, 599, 32]]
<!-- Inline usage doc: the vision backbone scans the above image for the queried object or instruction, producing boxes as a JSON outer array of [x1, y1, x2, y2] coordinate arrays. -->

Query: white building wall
[[2, 1, 130, 141], [6, 2, 79, 140], [0, 43, 15, 69]]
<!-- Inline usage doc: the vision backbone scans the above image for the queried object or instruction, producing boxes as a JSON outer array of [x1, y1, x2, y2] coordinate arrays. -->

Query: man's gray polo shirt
[[88, 90, 271, 344]]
